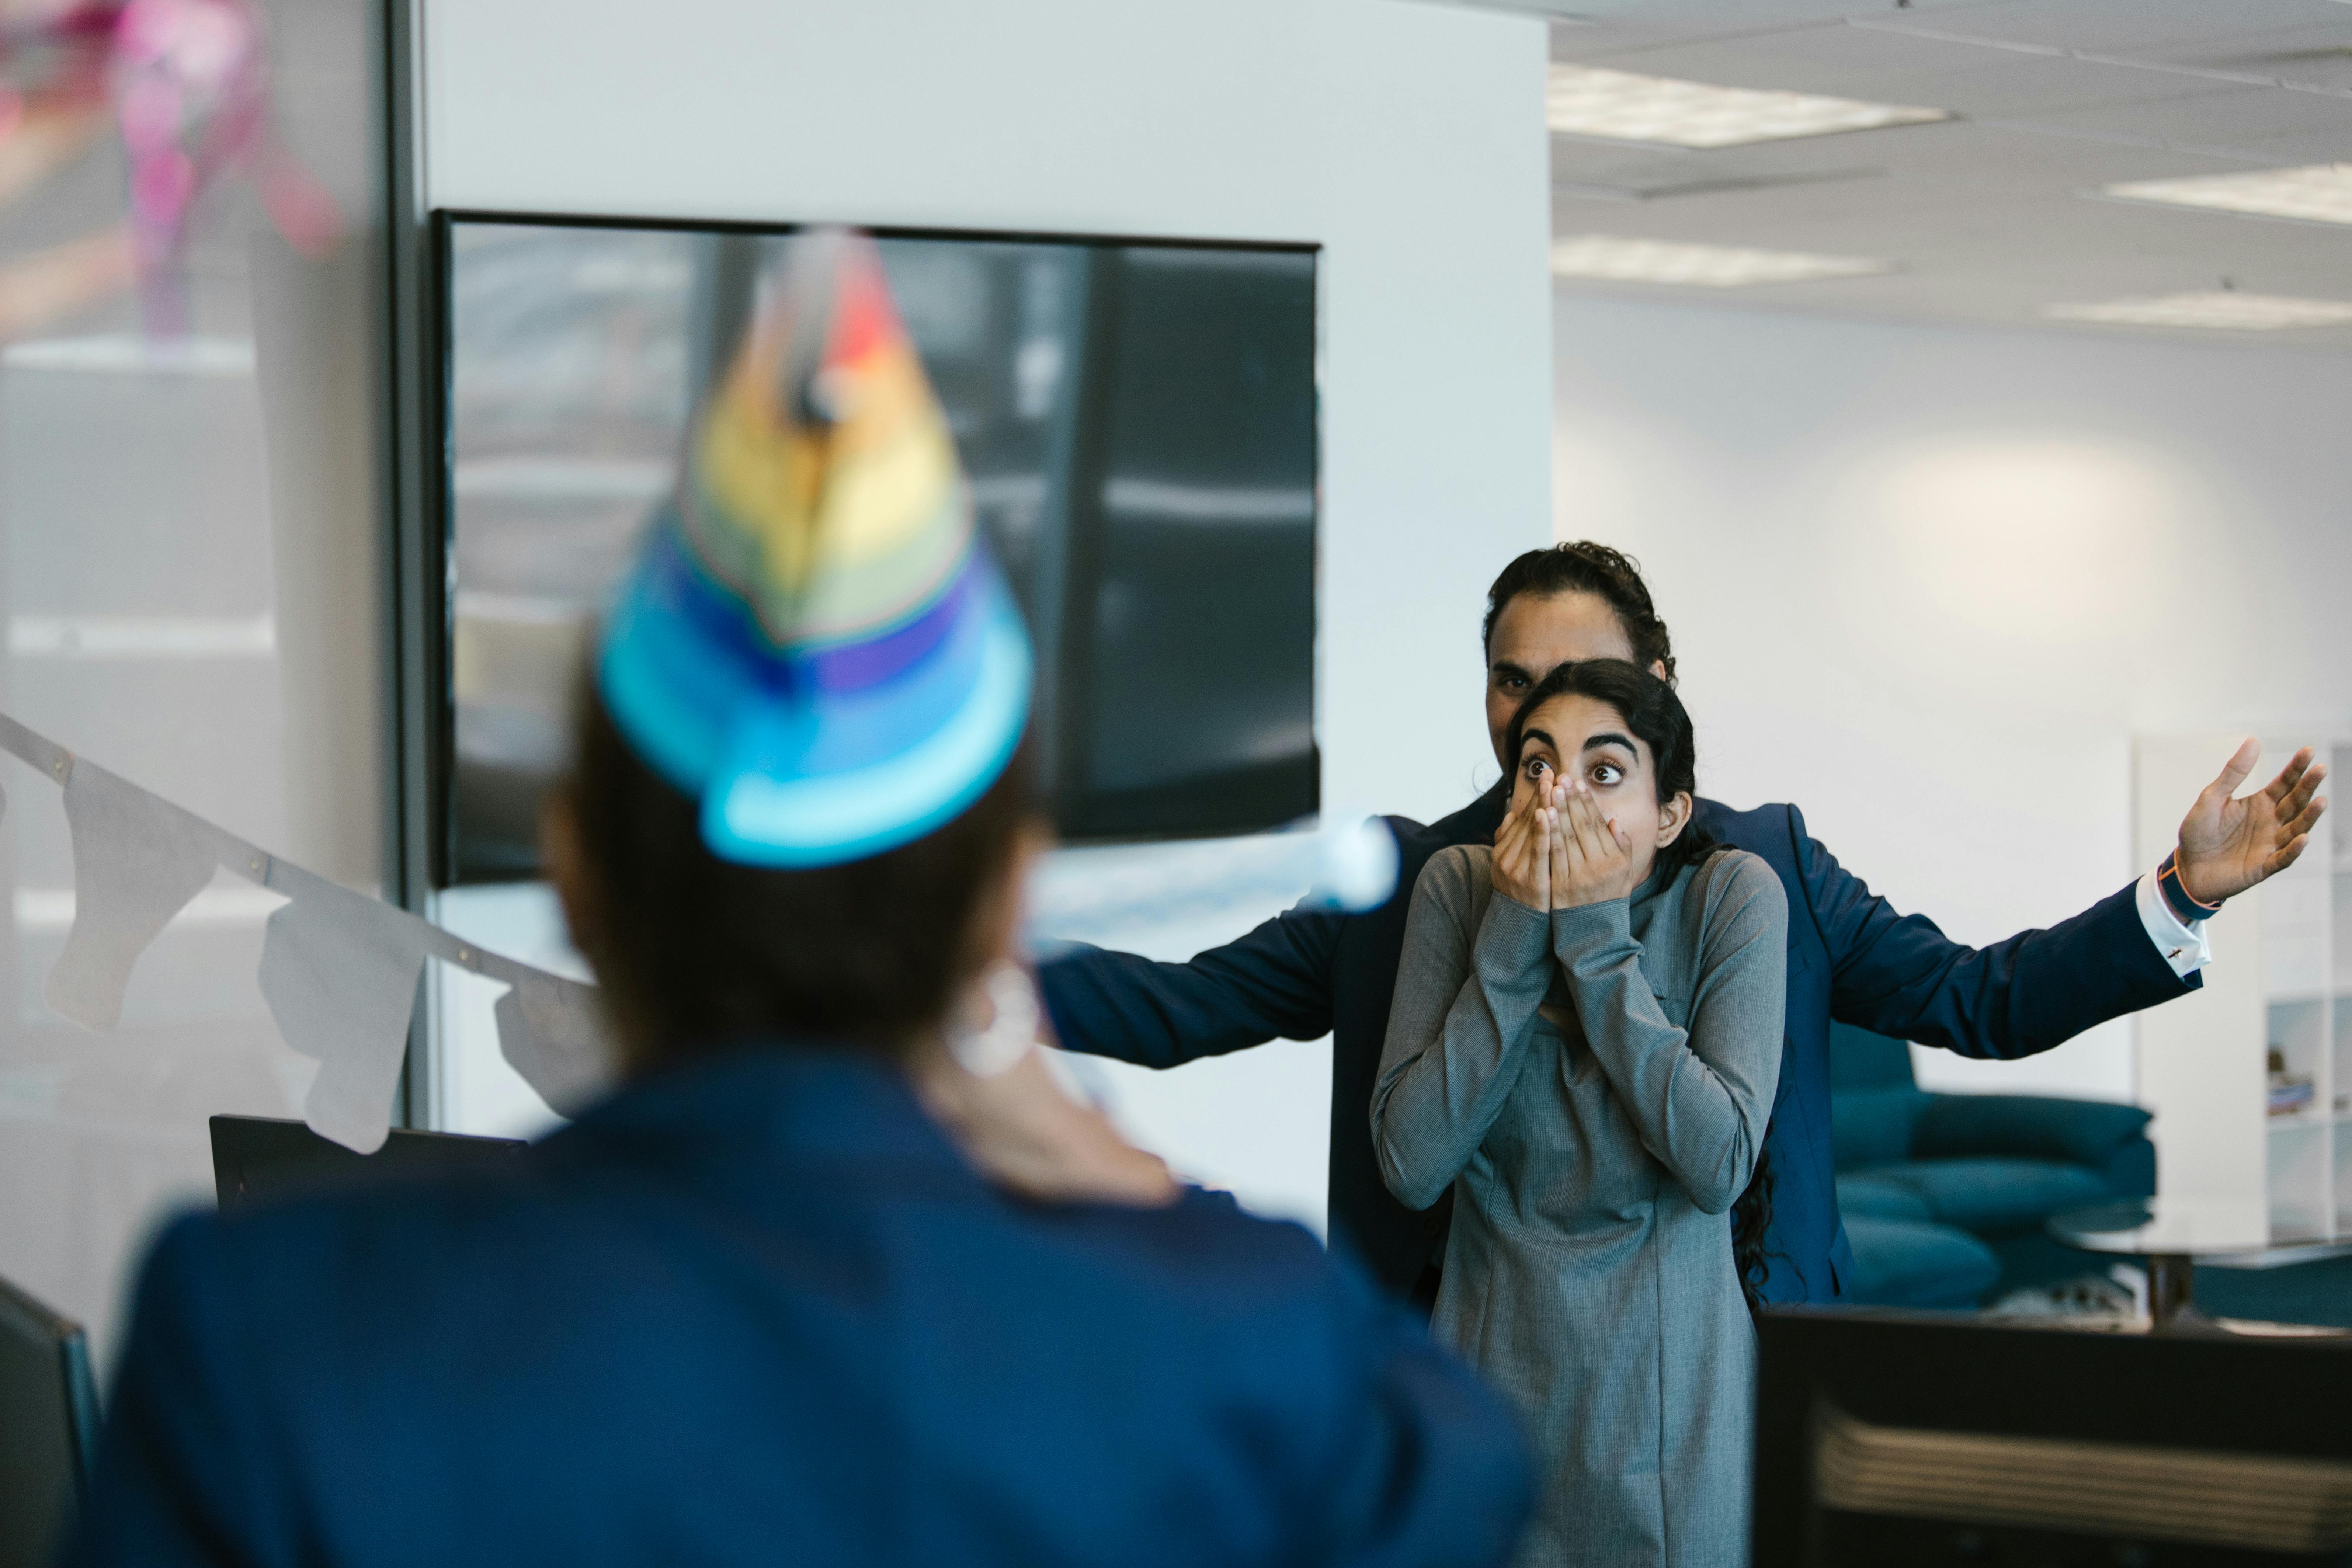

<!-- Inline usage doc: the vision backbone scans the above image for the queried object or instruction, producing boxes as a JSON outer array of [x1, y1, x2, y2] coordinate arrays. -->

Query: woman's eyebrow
[[1579, 731, 1636, 755], [1519, 726, 1556, 753]]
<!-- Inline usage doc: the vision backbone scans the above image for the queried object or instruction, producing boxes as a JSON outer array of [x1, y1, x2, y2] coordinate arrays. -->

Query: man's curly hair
[[1481, 542, 1676, 687]]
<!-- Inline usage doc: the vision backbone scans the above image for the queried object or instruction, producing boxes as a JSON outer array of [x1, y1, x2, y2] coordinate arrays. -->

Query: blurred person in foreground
[[67, 232, 1532, 1568]]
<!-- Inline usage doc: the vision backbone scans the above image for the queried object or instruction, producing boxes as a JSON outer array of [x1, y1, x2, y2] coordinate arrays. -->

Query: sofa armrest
[[1912, 1093, 2153, 1168]]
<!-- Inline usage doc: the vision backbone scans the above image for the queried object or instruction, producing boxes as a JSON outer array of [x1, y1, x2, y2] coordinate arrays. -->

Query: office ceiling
[[1517, 0, 2352, 347]]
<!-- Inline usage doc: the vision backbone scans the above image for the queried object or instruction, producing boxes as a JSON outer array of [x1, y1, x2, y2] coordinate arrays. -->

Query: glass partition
[[0, 0, 389, 1365]]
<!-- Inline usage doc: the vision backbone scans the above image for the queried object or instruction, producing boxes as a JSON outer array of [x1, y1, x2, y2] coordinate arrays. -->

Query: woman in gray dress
[[1372, 658, 1786, 1568]]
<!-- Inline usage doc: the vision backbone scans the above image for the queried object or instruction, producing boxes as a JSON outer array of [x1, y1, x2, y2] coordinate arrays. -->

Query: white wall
[[1553, 294, 2352, 1101], [423, 0, 1554, 1227]]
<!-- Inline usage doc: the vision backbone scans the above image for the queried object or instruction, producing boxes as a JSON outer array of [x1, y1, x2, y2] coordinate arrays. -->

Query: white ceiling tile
[[1556, 26, 2282, 125], [1550, 139, 1751, 188], [2144, 21, 2352, 92], [1834, 121, 2264, 188], [1856, 56, 2252, 120], [2226, 124, 2352, 161], [1553, 270, 2352, 350], [1544, 2, 2004, 61], [1541, 3, 2352, 351], [1994, 85, 2352, 152], [1867, 0, 2352, 58], [1556, 20, 1986, 88]]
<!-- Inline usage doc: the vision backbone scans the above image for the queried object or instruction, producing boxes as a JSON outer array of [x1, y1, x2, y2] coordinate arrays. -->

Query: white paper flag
[[0, 708, 611, 1152], [258, 868, 430, 1154], [493, 969, 612, 1116], [47, 762, 219, 1029]]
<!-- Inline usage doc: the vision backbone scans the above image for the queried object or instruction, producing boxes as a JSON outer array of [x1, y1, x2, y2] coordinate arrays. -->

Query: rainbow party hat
[[597, 229, 1033, 866]]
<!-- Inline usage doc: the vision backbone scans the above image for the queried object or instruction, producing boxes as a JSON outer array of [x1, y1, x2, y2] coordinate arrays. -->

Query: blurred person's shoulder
[[997, 1185, 1421, 1411], [160, 1063, 1414, 1411], [1010, 1184, 1347, 1303]]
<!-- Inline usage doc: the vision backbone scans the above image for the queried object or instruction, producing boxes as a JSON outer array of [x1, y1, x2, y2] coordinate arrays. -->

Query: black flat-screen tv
[[434, 212, 1320, 883]]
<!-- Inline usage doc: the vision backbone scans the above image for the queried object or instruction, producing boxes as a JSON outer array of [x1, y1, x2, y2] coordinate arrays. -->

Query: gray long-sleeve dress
[[1372, 844, 1787, 1568]]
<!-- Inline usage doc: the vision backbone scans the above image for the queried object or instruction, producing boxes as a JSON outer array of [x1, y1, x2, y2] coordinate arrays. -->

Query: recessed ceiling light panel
[[1552, 236, 1893, 288], [2045, 292, 2352, 330], [2101, 164, 2352, 226], [1546, 64, 1949, 149]]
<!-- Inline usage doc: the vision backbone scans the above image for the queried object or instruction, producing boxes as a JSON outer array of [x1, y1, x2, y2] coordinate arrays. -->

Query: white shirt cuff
[[2136, 868, 2212, 979]]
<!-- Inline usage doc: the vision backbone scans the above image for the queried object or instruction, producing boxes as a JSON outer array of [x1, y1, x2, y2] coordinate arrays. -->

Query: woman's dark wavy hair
[[562, 682, 1035, 1074], [1483, 542, 1676, 686], [1502, 658, 1776, 1311]]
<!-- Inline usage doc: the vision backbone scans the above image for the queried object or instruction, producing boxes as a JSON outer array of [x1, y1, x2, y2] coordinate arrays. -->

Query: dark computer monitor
[[1755, 1308, 2352, 1567], [209, 1115, 528, 1209], [0, 1274, 99, 1568]]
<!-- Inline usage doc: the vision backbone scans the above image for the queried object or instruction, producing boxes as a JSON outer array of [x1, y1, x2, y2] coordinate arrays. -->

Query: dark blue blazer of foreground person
[[69, 1047, 1533, 1568], [1039, 786, 2194, 1306]]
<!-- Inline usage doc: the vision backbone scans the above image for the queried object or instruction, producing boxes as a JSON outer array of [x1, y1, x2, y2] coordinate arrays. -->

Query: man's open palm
[[2177, 740, 2329, 905]]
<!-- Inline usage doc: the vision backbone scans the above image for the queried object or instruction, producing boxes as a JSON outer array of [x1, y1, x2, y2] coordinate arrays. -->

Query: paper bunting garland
[[48, 761, 219, 1029], [0, 708, 1400, 1155], [0, 710, 614, 1152], [256, 866, 430, 1155]]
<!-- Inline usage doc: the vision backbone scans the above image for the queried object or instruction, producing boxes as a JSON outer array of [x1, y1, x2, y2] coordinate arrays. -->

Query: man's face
[[1483, 590, 1643, 770]]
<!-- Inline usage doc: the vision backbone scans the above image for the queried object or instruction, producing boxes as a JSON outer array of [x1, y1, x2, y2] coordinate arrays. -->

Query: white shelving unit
[[2135, 736, 2349, 1242]]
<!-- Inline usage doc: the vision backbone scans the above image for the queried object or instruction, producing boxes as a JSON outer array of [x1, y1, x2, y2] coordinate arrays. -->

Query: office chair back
[[211, 1114, 527, 1208], [0, 1273, 100, 1568]]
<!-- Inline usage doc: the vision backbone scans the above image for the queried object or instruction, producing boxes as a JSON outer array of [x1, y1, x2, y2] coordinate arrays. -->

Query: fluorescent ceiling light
[[1552, 235, 1891, 288], [1546, 64, 1948, 149], [2045, 292, 2352, 331], [2101, 164, 2352, 226]]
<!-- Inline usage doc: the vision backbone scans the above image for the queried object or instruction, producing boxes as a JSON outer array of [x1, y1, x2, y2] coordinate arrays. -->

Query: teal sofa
[[1828, 1023, 2157, 1309]]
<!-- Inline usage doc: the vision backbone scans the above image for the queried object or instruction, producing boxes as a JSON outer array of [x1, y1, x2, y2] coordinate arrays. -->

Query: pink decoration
[[0, 0, 345, 338], [108, 0, 341, 328]]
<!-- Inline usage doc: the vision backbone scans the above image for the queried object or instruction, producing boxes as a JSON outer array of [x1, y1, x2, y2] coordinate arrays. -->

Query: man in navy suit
[[1037, 542, 2329, 1306]]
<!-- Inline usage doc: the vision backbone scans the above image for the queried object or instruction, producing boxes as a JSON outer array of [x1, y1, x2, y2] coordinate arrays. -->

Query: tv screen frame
[[425, 209, 1324, 887]]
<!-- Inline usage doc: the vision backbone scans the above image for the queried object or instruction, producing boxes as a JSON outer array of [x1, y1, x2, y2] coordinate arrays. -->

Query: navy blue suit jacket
[[71, 1048, 1532, 1568], [1038, 788, 2195, 1304]]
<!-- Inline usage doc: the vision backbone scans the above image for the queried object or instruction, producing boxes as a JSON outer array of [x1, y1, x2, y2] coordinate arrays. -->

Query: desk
[[2049, 1199, 2352, 1335]]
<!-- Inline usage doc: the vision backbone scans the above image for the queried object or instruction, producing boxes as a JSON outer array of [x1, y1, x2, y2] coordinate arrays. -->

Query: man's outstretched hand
[[2177, 740, 2330, 906]]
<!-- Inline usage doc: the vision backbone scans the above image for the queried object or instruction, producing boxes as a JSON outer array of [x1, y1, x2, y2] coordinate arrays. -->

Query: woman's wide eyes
[[1525, 757, 1624, 785]]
